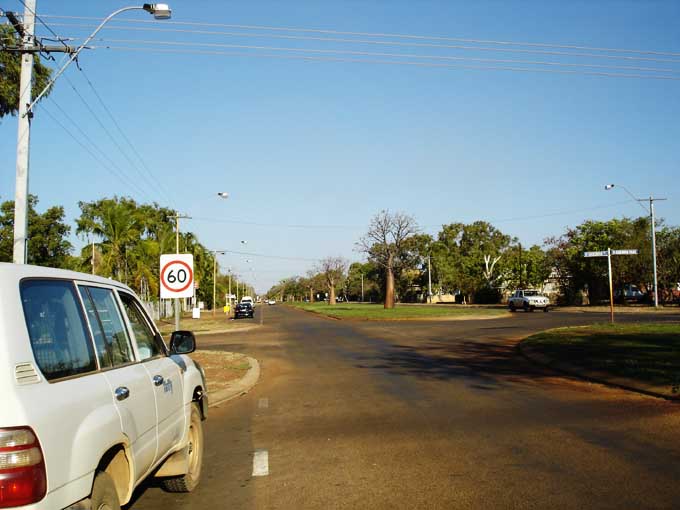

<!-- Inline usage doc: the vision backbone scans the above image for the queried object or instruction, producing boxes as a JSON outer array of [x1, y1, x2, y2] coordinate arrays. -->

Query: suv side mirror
[[170, 330, 196, 354]]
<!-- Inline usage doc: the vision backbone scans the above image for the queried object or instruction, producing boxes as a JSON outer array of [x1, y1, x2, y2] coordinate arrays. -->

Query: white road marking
[[252, 449, 269, 477], [258, 398, 269, 409]]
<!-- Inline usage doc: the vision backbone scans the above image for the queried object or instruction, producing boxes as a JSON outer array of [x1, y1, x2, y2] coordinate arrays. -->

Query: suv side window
[[20, 279, 97, 381], [79, 286, 134, 367], [119, 292, 164, 360]]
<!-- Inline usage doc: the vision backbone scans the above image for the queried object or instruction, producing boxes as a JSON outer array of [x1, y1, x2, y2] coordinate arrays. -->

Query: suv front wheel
[[161, 403, 204, 492]]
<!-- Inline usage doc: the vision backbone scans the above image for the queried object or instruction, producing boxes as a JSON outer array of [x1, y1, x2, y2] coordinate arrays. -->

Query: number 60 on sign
[[160, 254, 195, 299]]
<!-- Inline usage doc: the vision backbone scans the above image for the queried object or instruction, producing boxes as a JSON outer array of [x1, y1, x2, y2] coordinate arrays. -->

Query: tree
[[76, 197, 142, 283], [0, 195, 72, 267], [429, 221, 513, 303], [546, 217, 652, 304], [0, 25, 53, 118], [315, 257, 347, 305], [358, 210, 419, 309], [656, 226, 680, 302]]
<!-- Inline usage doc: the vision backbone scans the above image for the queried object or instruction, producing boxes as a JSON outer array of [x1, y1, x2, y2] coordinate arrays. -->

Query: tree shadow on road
[[354, 338, 560, 391]]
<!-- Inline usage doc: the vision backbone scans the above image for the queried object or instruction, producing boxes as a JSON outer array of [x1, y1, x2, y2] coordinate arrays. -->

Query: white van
[[240, 296, 254, 306], [0, 263, 207, 509]]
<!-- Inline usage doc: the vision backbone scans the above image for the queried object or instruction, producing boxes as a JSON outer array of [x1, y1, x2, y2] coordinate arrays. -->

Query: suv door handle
[[115, 386, 130, 401], [153, 375, 164, 386]]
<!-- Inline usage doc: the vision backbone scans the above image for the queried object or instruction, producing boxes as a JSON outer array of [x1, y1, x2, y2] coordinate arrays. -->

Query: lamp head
[[142, 3, 172, 19], [604, 184, 615, 190], [217, 192, 229, 199]]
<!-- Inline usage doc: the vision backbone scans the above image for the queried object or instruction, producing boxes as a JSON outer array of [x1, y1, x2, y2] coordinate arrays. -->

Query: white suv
[[0, 263, 207, 509]]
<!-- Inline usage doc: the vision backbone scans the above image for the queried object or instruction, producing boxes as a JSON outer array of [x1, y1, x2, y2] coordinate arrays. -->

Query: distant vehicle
[[267, 299, 276, 305], [508, 289, 550, 312], [240, 296, 254, 307], [234, 302, 254, 319]]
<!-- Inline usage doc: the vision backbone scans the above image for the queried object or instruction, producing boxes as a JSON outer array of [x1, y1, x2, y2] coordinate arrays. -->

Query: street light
[[605, 183, 667, 307], [12, 3, 172, 263], [217, 192, 229, 199]]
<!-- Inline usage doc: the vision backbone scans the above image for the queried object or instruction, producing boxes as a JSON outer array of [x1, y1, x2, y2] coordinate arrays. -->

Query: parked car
[[614, 284, 645, 302], [234, 302, 255, 319], [0, 263, 207, 510], [508, 289, 550, 312]]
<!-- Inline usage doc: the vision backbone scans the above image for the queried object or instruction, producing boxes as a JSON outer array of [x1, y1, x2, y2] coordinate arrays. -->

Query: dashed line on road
[[258, 398, 269, 409], [253, 449, 269, 477]]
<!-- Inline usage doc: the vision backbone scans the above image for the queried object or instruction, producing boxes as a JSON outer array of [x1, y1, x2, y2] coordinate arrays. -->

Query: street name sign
[[582, 248, 639, 323], [160, 254, 194, 299]]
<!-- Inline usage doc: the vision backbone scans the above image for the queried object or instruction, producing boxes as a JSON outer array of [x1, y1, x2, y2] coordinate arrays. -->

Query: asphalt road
[[130, 306, 680, 509]]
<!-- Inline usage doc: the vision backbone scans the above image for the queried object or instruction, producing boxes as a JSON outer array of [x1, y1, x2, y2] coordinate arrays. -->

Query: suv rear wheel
[[90, 471, 121, 510]]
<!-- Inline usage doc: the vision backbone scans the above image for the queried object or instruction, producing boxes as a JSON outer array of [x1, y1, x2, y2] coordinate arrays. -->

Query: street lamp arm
[[25, 6, 145, 115], [605, 184, 649, 214]]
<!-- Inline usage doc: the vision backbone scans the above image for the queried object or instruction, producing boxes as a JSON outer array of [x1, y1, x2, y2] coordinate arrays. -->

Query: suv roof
[[0, 262, 133, 293]]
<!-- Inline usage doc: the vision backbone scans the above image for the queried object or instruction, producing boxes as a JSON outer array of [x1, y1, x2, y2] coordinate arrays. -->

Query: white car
[[508, 289, 550, 312], [0, 263, 207, 509], [240, 296, 254, 307]]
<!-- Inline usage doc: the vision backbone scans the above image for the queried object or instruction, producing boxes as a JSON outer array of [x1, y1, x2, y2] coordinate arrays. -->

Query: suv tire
[[90, 471, 121, 510], [161, 403, 204, 493], [509, 303, 516, 312]]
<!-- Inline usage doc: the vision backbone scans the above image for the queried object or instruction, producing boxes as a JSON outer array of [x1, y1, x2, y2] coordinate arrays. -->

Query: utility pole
[[173, 212, 190, 331], [91, 237, 95, 275], [643, 196, 666, 308], [8, 5, 77, 263], [427, 255, 432, 304], [361, 273, 364, 303], [11, 2, 36, 264], [518, 242, 522, 288]]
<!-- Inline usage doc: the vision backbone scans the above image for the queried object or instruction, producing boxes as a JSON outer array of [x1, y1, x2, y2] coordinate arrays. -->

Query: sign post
[[160, 254, 195, 332], [584, 248, 638, 323]]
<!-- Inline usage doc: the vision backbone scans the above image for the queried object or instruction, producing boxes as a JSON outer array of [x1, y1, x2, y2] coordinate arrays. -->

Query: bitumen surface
[[129, 305, 680, 509]]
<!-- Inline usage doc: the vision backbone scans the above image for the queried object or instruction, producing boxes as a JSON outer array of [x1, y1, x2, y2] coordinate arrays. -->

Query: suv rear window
[[20, 280, 97, 381]]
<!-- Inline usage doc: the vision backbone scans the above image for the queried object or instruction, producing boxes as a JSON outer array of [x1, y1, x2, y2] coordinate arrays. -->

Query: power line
[[76, 37, 680, 75], [40, 23, 680, 65], [41, 100, 154, 202], [61, 71, 166, 202], [93, 45, 680, 81], [38, 14, 680, 58], [191, 199, 642, 232], [77, 66, 175, 204], [213, 248, 321, 262]]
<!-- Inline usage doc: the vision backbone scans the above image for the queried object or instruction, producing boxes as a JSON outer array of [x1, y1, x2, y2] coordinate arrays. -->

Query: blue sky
[[1, 1, 679, 292]]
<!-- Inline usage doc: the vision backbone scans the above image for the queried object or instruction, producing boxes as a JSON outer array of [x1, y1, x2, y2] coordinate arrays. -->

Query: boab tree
[[316, 257, 348, 305], [358, 210, 419, 309]]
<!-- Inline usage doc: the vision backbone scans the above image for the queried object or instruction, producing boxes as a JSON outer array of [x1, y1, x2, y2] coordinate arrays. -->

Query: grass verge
[[287, 302, 507, 320], [190, 350, 251, 393], [522, 323, 680, 391], [157, 313, 255, 335]]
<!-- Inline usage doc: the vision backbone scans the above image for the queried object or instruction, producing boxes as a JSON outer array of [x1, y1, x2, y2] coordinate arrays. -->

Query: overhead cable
[[74, 38, 680, 75], [38, 14, 680, 58], [93, 45, 680, 81]]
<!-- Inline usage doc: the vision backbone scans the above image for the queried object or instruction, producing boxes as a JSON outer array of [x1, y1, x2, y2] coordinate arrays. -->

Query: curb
[[208, 356, 261, 408], [517, 341, 680, 402]]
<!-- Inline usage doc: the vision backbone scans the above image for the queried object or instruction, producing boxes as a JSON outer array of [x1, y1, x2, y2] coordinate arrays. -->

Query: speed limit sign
[[160, 254, 194, 299]]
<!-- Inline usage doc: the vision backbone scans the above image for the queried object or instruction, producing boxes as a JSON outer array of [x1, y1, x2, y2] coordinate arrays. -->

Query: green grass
[[523, 323, 680, 389], [287, 301, 507, 320]]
